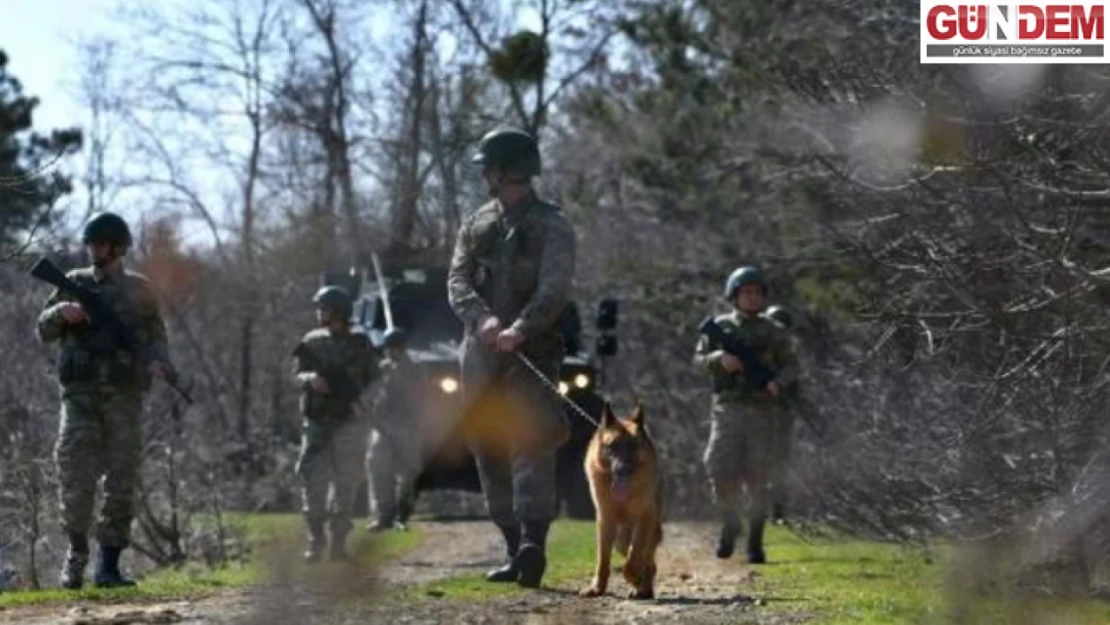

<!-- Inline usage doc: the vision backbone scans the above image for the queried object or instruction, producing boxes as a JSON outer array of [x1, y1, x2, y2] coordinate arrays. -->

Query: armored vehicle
[[325, 264, 617, 519]]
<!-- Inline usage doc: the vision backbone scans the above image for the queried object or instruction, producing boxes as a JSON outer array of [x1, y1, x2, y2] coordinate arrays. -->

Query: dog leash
[[514, 352, 601, 428]]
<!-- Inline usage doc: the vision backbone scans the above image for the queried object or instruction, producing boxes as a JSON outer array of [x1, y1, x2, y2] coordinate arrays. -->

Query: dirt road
[[0, 522, 811, 625]]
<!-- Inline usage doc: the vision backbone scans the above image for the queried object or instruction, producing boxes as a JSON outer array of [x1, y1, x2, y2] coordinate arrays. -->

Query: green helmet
[[765, 305, 793, 329], [724, 266, 767, 299], [82, 212, 132, 248], [313, 285, 353, 318], [471, 126, 541, 177], [382, 327, 408, 348]]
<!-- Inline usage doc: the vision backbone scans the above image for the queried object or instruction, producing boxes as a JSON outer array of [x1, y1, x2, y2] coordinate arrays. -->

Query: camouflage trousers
[[54, 389, 143, 549], [703, 397, 785, 526], [768, 407, 796, 508], [295, 416, 369, 537], [461, 337, 570, 528], [367, 424, 422, 523]]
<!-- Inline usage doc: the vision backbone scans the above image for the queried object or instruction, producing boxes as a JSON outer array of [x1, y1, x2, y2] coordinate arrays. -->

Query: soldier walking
[[366, 328, 427, 532], [693, 266, 798, 563], [292, 286, 379, 563], [447, 126, 576, 588], [36, 212, 174, 589]]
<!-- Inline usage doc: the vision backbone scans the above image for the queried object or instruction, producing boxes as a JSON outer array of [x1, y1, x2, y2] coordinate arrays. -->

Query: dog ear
[[600, 401, 616, 428], [632, 401, 645, 428]]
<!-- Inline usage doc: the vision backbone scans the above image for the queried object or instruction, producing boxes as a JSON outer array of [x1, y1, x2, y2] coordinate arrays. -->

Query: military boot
[[94, 546, 136, 588], [59, 533, 89, 590], [716, 520, 743, 559], [516, 521, 550, 589], [304, 520, 326, 563], [329, 526, 354, 563], [747, 517, 767, 564], [485, 524, 521, 583]]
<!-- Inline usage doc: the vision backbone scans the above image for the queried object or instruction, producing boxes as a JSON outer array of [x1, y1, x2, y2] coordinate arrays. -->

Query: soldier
[[36, 212, 174, 589], [763, 304, 797, 524], [366, 327, 427, 532], [694, 266, 798, 564], [447, 125, 576, 589], [292, 285, 379, 563]]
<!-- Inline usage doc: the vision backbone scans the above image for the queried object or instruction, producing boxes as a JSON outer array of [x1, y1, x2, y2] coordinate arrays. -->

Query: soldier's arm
[[135, 278, 170, 366], [772, 331, 799, 388], [692, 333, 727, 375], [447, 217, 495, 329], [36, 286, 69, 343], [292, 341, 317, 389], [509, 215, 576, 338]]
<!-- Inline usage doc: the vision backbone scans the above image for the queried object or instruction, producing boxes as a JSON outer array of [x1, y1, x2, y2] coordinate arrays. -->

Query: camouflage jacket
[[447, 192, 576, 347], [370, 354, 427, 435], [693, 310, 798, 403], [36, 264, 169, 394], [292, 327, 379, 420]]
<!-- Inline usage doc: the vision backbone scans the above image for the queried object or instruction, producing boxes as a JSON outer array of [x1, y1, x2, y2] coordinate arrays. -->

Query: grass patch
[[0, 514, 422, 609]]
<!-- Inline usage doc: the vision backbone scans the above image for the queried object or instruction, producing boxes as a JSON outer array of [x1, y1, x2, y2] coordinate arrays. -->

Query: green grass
[[0, 514, 423, 609], [409, 520, 1110, 625]]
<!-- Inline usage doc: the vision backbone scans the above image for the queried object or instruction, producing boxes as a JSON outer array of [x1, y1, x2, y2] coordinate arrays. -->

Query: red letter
[[1019, 5, 1044, 38], [1046, 5, 1069, 39], [928, 5, 958, 40], [960, 5, 988, 39], [1073, 5, 1104, 40]]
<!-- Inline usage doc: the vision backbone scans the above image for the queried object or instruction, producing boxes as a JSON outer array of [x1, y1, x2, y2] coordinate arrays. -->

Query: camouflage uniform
[[292, 327, 378, 559], [447, 190, 575, 583], [694, 310, 797, 557], [367, 351, 427, 528], [36, 264, 169, 584]]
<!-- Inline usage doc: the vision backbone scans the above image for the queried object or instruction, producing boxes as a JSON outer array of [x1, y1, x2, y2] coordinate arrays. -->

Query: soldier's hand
[[311, 375, 331, 394], [766, 381, 781, 398], [720, 353, 744, 373], [56, 302, 88, 324], [495, 327, 526, 352], [478, 315, 502, 347]]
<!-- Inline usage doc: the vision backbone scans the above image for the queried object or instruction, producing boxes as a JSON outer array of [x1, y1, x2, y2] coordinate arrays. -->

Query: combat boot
[[329, 528, 354, 563], [747, 517, 767, 564], [485, 524, 521, 583], [59, 533, 89, 590], [304, 520, 326, 563], [516, 520, 549, 589], [716, 520, 743, 559], [94, 546, 136, 588]]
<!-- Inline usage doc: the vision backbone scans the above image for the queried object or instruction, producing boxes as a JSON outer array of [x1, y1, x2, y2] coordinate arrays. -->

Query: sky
[[1, 0, 545, 247]]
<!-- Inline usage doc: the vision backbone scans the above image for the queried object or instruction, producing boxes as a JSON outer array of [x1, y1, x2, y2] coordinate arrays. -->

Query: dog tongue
[[612, 476, 631, 502]]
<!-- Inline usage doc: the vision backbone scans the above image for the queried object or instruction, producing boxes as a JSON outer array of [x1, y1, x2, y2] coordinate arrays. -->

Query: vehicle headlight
[[440, 376, 459, 394], [558, 381, 569, 395], [574, 373, 589, 389]]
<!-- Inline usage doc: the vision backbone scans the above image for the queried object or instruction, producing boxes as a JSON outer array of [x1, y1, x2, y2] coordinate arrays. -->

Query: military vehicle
[[324, 264, 617, 519]]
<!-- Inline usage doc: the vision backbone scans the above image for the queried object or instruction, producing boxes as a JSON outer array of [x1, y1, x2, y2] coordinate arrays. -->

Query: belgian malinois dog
[[579, 401, 663, 600]]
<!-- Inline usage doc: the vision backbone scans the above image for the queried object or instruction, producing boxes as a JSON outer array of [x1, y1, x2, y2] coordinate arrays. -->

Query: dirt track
[[0, 521, 811, 625]]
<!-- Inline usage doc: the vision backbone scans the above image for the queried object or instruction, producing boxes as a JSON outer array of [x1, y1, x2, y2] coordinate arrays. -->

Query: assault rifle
[[697, 315, 777, 390], [29, 257, 194, 405]]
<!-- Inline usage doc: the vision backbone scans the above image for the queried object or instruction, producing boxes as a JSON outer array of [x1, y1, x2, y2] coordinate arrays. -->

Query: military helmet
[[724, 266, 767, 299], [764, 305, 793, 329], [82, 212, 132, 248], [471, 126, 541, 177], [313, 285, 353, 318], [382, 327, 408, 348]]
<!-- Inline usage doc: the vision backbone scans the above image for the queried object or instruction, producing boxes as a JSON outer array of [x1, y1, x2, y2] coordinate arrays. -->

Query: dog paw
[[580, 585, 605, 598], [627, 588, 655, 600]]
